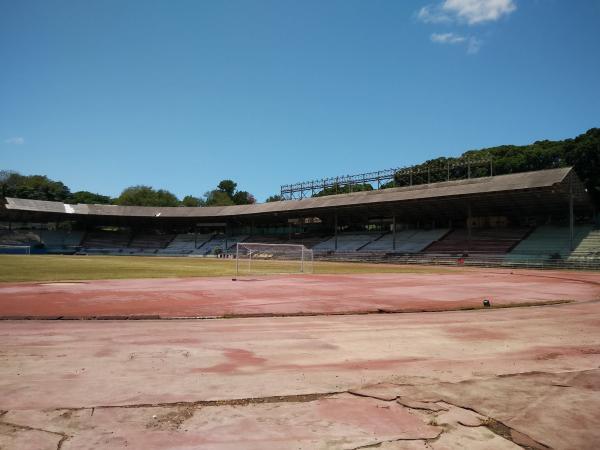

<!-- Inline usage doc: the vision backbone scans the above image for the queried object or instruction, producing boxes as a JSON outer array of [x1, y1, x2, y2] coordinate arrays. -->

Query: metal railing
[[315, 251, 600, 271]]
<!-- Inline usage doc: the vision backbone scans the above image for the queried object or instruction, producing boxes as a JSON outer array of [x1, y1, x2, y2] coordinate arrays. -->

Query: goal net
[[235, 242, 313, 277], [0, 245, 31, 255]]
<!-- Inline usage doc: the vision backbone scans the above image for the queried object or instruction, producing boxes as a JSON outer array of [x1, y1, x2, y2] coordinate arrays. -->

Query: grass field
[[0, 255, 456, 283]]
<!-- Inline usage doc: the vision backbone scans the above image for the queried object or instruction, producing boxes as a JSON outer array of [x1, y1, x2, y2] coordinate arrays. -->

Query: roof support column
[[569, 175, 574, 251], [392, 214, 396, 251], [467, 202, 472, 252], [225, 222, 229, 256], [334, 212, 338, 251]]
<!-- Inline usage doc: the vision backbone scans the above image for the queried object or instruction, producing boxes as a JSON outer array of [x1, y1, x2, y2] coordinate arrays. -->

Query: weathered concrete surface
[[1, 269, 598, 318], [2, 394, 444, 449], [0, 422, 63, 450], [1, 297, 600, 448]]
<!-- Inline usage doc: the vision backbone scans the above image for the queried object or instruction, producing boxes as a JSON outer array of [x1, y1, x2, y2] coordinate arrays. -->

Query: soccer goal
[[234, 242, 313, 278], [0, 245, 31, 255]]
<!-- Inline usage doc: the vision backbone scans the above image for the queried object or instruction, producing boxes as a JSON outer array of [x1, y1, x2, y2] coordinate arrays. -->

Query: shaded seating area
[[425, 227, 531, 254], [313, 232, 385, 252], [81, 230, 131, 251], [508, 225, 592, 261], [128, 233, 175, 250], [569, 228, 600, 261]]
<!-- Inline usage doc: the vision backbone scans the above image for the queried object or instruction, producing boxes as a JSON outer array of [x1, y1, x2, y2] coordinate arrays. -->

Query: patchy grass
[[0, 255, 457, 283]]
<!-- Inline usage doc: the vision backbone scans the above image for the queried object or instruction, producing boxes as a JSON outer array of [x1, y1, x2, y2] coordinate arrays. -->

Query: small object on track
[[483, 299, 491, 307]]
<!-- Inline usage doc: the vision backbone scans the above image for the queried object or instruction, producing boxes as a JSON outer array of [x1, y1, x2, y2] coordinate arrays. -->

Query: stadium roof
[[2, 167, 592, 224]]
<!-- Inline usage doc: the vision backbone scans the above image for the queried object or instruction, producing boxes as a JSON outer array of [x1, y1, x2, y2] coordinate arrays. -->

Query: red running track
[[0, 268, 598, 319]]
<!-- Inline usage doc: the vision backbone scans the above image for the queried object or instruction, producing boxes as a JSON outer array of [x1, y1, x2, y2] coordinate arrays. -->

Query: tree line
[[0, 172, 256, 207]]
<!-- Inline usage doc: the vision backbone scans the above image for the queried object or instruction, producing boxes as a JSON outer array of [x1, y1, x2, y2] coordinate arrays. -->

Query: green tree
[[68, 191, 112, 204], [313, 183, 373, 197], [181, 195, 204, 207], [204, 190, 235, 206], [232, 190, 256, 205], [266, 194, 283, 202], [217, 180, 237, 198], [115, 185, 180, 207], [0, 171, 70, 201]]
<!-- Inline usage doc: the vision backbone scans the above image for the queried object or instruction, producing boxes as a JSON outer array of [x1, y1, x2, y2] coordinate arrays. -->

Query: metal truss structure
[[280, 158, 494, 200]]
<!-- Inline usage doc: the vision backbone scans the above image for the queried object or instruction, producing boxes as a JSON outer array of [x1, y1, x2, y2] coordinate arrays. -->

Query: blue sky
[[1, 0, 599, 201]]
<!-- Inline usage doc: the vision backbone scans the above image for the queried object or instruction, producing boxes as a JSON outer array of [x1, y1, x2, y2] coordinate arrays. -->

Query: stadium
[[1, 166, 597, 267], [2, 1, 600, 449], [1, 160, 600, 449]]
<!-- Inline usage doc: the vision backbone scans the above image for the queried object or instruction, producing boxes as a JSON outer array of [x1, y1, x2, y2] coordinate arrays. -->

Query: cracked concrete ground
[[1, 270, 600, 448], [0, 269, 597, 319]]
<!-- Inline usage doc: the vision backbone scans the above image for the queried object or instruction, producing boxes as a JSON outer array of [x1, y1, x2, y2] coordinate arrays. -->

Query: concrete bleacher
[[158, 233, 213, 255], [288, 234, 332, 249], [0, 230, 42, 246], [426, 227, 530, 255], [128, 233, 174, 250], [199, 234, 248, 255], [313, 232, 384, 252], [362, 229, 450, 253], [38, 230, 84, 253], [508, 225, 592, 261], [569, 228, 600, 261], [81, 230, 132, 252]]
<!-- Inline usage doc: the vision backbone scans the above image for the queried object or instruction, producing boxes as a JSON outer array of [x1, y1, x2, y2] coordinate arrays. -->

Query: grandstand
[[1, 167, 598, 267]]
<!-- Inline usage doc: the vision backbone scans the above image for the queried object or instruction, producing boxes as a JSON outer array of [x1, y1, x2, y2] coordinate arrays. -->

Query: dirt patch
[[146, 405, 195, 430]]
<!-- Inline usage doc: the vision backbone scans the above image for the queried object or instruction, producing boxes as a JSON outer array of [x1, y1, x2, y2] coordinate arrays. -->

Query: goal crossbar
[[0, 244, 31, 255], [235, 242, 313, 277]]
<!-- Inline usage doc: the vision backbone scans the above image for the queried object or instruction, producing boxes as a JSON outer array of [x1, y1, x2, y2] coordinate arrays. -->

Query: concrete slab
[[2, 395, 442, 450], [0, 422, 62, 450]]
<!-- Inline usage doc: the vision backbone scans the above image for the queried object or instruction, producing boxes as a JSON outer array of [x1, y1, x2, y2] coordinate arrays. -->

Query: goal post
[[234, 242, 313, 277], [0, 245, 31, 255]]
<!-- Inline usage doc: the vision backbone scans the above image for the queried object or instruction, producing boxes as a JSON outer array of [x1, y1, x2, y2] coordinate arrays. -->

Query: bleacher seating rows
[[200, 235, 248, 255], [39, 230, 84, 248], [240, 234, 331, 249], [158, 233, 213, 255], [81, 231, 131, 249], [508, 225, 592, 261], [0, 230, 42, 245], [128, 233, 175, 249], [425, 227, 530, 254], [313, 232, 385, 252], [362, 229, 450, 253], [569, 228, 600, 260]]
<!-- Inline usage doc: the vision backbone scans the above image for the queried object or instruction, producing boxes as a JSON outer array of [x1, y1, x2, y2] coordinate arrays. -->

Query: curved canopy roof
[[2, 167, 591, 223]]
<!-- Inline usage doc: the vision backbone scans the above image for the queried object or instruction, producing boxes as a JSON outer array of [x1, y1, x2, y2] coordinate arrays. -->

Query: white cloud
[[430, 33, 482, 54], [4, 137, 25, 145], [418, 0, 516, 25], [430, 32, 467, 44], [417, 5, 452, 24], [444, 0, 516, 24]]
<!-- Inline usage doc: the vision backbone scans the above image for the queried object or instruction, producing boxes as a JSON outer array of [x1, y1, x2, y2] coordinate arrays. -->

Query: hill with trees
[[310, 128, 600, 204]]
